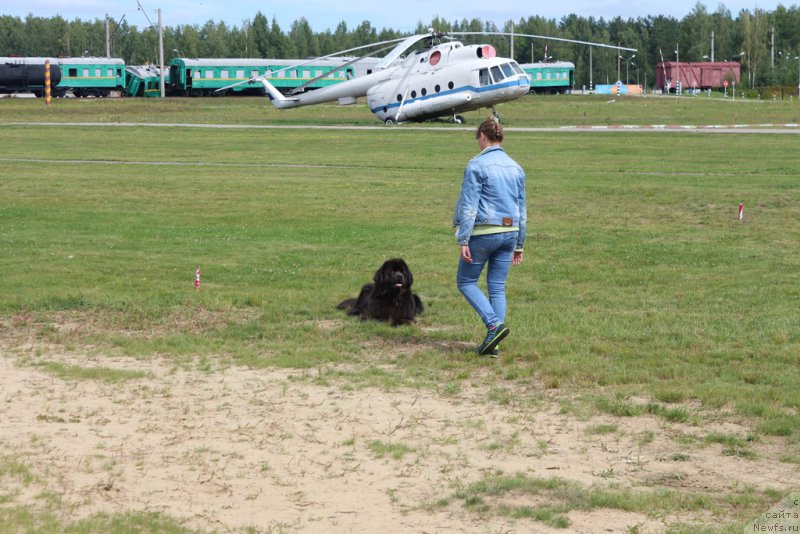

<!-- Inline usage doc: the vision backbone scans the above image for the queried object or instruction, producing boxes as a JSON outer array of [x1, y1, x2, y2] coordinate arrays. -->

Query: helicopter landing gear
[[491, 105, 501, 123], [384, 117, 397, 125], [452, 114, 466, 124]]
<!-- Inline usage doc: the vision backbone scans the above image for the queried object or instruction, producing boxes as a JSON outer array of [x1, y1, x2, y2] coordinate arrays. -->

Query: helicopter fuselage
[[367, 42, 531, 123]]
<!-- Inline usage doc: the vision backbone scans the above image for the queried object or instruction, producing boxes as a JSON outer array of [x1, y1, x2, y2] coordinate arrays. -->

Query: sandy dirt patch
[[1, 346, 797, 533]]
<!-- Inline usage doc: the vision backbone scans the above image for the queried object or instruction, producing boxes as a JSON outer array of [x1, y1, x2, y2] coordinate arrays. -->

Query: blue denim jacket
[[453, 146, 527, 250]]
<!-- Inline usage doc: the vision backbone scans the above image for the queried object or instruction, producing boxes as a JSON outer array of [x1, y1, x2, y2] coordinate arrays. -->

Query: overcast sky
[[2, 0, 794, 31]]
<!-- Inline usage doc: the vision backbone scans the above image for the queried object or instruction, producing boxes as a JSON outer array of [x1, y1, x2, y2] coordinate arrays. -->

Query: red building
[[656, 61, 741, 92]]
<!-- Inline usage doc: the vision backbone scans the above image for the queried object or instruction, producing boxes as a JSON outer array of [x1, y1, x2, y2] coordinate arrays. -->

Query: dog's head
[[374, 258, 413, 292]]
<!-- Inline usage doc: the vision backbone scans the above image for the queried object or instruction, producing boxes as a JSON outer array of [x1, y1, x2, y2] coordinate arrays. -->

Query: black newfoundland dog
[[337, 258, 423, 326]]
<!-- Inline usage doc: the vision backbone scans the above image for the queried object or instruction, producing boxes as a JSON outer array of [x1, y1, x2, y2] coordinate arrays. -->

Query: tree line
[[2, 2, 800, 91]]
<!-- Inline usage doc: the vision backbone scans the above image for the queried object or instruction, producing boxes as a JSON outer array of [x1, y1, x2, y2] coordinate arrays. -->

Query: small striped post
[[44, 59, 52, 106]]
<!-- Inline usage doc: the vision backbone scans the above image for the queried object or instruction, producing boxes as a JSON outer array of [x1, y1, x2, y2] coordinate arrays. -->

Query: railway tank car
[[1, 57, 62, 95]]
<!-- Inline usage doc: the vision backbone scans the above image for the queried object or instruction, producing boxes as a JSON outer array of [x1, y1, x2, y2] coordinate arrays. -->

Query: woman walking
[[453, 117, 526, 356]]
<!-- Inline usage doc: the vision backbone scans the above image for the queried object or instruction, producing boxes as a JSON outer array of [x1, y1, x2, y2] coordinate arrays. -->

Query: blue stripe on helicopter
[[370, 77, 530, 114]]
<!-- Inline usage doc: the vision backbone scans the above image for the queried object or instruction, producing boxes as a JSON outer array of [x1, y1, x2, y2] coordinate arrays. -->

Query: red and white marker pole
[[738, 203, 744, 221], [195, 269, 201, 289]]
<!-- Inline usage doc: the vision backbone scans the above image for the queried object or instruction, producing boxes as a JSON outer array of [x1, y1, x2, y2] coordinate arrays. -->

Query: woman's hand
[[460, 244, 472, 263]]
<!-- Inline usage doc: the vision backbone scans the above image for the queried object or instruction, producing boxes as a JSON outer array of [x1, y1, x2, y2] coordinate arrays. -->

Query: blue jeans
[[457, 231, 518, 329]]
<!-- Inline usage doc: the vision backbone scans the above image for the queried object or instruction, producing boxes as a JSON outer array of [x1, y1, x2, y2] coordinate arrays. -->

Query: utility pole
[[158, 8, 165, 97], [105, 14, 111, 57], [771, 27, 775, 70], [711, 30, 714, 62]]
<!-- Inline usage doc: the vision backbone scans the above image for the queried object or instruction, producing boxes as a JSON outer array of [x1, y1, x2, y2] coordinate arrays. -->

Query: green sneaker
[[476, 323, 509, 356]]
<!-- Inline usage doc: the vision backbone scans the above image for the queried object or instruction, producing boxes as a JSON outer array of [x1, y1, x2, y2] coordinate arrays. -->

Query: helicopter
[[220, 31, 635, 124]]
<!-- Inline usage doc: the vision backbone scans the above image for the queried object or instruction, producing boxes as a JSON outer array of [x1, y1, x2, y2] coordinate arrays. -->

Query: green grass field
[[1, 94, 799, 531], [1, 91, 799, 126]]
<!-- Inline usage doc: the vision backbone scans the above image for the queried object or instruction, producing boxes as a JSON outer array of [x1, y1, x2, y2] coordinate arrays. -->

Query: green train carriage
[[125, 65, 168, 97], [56, 57, 126, 96], [168, 58, 356, 96], [519, 61, 575, 94]]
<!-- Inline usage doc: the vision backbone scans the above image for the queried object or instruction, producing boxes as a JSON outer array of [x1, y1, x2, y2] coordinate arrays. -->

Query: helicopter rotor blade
[[213, 34, 418, 94], [373, 32, 438, 69], [289, 41, 402, 95], [452, 31, 637, 53]]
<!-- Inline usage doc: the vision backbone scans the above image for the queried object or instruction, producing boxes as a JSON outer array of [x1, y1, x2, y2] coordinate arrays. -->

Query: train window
[[491, 66, 504, 82], [69, 68, 77, 77], [479, 69, 491, 86], [237, 70, 245, 78], [501, 63, 514, 78], [220, 71, 229, 79], [83, 68, 90, 77]]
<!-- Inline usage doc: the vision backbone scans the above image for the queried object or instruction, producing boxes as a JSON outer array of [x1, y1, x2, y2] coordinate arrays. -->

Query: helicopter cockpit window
[[500, 63, 515, 78], [491, 66, 504, 82], [479, 68, 491, 87], [510, 62, 525, 75]]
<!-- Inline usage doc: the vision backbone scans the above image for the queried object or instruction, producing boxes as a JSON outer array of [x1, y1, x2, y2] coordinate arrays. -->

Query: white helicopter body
[[365, 42, 530, 123]]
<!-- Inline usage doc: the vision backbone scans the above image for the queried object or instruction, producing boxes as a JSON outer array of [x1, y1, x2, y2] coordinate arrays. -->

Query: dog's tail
[[336, 298, 357, 313]]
